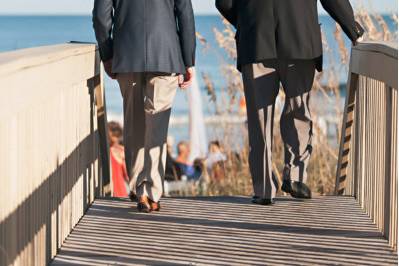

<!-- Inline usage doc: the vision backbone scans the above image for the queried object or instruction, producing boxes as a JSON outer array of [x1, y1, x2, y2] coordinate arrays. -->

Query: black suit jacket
[[93, 0, 196, 74], [216, 0, 364, 72]]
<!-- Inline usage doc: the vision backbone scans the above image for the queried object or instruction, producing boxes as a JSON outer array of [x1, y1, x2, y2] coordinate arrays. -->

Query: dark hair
[[108, 121, 123, 139], [210, 140, 221, 148], [177, 141, 189, 154]]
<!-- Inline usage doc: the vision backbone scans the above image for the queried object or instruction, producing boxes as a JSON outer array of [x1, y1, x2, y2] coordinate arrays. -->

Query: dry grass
[[188, 7, 398, 197]]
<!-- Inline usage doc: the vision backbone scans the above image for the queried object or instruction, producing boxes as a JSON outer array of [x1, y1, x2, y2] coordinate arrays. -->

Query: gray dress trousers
[[242, 59, 316, 199]]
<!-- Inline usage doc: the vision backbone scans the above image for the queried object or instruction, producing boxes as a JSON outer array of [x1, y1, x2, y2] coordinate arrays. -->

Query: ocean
[[0, 15, 396, 146]]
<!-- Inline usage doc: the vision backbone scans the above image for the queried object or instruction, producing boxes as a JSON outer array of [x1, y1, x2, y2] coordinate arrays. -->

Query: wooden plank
[[335, 70, 358, 196], [0, 43, 97, 76], [353, 42, 397, 59], [51, 197, 398, 266], [90, 70, 111, 197], [390, 88, 398, 250], [351, 48, 398, 89]]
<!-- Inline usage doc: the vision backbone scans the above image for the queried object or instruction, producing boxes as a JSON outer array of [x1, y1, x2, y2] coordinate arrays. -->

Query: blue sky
[[0, 0, 397, 15]]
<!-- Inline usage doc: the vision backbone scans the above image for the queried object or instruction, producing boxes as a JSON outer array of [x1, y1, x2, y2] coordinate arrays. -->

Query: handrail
[[0, 43, 110, 265], [336, 41, 398, 250]]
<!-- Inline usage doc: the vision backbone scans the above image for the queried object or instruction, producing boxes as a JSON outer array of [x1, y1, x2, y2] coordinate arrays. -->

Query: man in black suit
[[93, 0, 196, 212], [216, 0, 364, 205]]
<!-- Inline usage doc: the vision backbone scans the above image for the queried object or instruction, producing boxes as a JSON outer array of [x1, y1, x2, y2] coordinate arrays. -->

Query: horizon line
[[1, 10, 397, 16], [0, 11, 217, 15]]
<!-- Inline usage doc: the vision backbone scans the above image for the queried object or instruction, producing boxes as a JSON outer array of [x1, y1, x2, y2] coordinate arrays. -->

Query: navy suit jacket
[[93, 0, 196, 74], [216, 0, 364, 71]]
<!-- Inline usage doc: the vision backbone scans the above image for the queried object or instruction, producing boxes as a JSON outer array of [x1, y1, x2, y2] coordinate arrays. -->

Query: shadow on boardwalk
[[52, 196, 398, 265]]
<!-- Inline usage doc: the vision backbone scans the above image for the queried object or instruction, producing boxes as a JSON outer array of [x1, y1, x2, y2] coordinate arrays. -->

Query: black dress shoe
[[291, 181, 312, 199], [252, 195, 259, 201], [251, 197, 275, 205], [282, 180, 312, 199], [129, 192, 138, 202], [281, 180, 293, 194]]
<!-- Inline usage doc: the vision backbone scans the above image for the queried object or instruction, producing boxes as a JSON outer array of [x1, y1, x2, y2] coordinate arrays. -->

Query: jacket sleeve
[[320, 0, 364, 42], [92, 0, 114, 62], [215, 0, 237, 28], [175, 0, 196, 68]]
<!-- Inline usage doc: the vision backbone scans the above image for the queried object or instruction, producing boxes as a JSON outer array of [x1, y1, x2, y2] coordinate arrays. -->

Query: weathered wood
[[351, 42, 398, 89], [335, 72, 358, 196], [0, 43, 106, 266], [88, 71, 111, 197], [336, 42, 398, 250], [51, 197, 398, 266]]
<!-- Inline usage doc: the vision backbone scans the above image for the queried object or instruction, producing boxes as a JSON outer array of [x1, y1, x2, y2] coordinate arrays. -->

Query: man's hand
[[352, 36, 364, 46], [352, 21, 365, 46], [103, 59, 116, 79], [178, 67, 195, 89]]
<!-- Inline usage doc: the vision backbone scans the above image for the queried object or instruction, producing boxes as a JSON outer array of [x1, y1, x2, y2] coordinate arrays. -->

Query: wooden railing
[[0, 43, 110, 265], [336, 41, 398, 250]]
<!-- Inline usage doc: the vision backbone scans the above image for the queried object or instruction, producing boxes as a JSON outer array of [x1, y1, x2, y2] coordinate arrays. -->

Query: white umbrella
[[187, 69, 208, 162]]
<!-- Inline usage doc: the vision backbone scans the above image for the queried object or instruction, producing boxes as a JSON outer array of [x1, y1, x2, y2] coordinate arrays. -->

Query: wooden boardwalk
[[51, 196, 397, 265]]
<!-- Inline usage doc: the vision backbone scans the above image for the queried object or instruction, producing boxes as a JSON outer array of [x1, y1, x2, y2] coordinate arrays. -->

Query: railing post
[[335, 42, 398, 250], [335, 55, 359, 196], [93, 64, 112, 197]]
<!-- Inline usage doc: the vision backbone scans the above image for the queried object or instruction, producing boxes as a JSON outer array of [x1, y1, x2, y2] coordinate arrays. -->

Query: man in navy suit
[[93, 0, 196, 212]]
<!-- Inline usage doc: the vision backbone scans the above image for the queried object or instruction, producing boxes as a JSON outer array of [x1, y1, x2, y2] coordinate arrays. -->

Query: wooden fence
[[336, 41, 398, 250], [0, 43, 109, 265]]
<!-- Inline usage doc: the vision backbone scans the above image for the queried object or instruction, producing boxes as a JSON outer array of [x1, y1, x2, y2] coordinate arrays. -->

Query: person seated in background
[[175, 141, 202, 181], [108, 121, 129, 198], [206, 141, 227, 181]]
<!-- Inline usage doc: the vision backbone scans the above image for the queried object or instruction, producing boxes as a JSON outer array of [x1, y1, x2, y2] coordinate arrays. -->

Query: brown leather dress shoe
[[148, 198, 161, 212], [137, 196, 152, 213]]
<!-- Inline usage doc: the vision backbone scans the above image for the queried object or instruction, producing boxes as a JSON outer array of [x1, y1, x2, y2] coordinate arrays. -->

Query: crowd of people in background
[[108, 121, 227, 198]]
